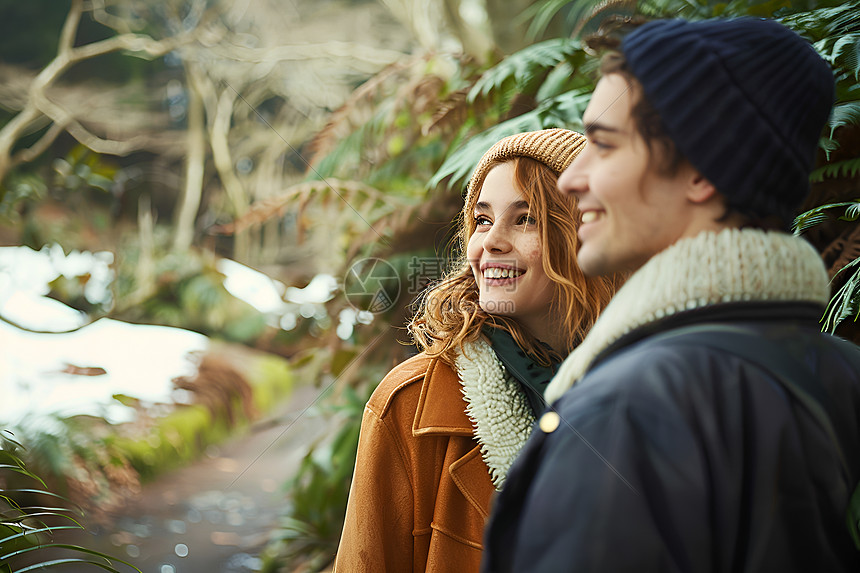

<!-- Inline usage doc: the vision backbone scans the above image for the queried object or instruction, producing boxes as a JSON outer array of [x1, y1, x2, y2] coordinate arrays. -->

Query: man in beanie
[[481, 17, 860, 573]]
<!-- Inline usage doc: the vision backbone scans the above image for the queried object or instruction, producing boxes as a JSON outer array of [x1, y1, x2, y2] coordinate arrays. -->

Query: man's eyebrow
[[584, 121, 622, 136]]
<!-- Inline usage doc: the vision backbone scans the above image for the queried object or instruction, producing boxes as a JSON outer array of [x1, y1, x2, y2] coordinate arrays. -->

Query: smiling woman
[[332, 129, 622, 573], [468, 162, 563, 351]]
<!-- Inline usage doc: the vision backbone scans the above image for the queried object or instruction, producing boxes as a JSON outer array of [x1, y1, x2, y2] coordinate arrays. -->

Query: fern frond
[[830, 33, 860, 79], [428, 87, 593, 193], [216, 179, 409, 234], [424, 88, 471, 136], [822, 256, 860, 333], [571, 0, 638, 40], [468, 39, 580, 104], [304, 56, 426, 163], [521, 0, 579, 41], [828, 101, 860, 136], [427, 117, 548, 193], [844, 202, 860, 222], [783, 0, 860, 40], [810, 156, 860, 182], [793, 200, 860, 234]]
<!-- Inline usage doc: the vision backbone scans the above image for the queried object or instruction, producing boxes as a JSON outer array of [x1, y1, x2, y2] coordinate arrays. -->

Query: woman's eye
[[517, 214, 537, 225], [475, 215, 492, 227], [591, 139, 612, 150]]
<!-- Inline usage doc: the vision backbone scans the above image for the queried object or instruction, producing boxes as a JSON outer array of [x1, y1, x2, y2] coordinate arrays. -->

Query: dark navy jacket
[[482, 303, 860, 572]]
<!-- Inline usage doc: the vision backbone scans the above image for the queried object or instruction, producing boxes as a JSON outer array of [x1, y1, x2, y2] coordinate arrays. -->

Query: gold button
[[539, 411, 560, 433]]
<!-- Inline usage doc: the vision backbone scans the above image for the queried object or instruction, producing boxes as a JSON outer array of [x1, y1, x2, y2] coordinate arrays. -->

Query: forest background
[[0, 0, 858, 571]]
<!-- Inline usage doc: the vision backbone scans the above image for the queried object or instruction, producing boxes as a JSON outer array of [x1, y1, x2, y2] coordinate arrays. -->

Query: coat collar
[[412, 356, 474, 437], [455, 339, 534, 490], [545, 228, 830, 403], [411, 355, 495, 517], [410, 341, 538, 491]]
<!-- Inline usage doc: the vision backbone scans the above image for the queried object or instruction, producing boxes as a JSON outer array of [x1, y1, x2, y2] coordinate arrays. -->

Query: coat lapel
[[412, 358, 473, 437], [449, 444, 495, 518], [412, 357, 493, 517]]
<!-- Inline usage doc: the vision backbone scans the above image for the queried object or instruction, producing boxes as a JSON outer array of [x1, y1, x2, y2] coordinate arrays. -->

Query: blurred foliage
[[259, 0, 860, 570], [0, 0, 857, 570], [0, 430, 141, 572], [795, 199, 860, 332], [788, 0, 860, 339], [113, 247, 268, 343], [1, 145, 123, 249]]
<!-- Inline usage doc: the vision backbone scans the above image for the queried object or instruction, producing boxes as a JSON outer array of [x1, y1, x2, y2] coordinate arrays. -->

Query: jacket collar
[[455, 339, 535, 490], [412, 356, 474, 437], [545, 228, 830, 403], [411, 340, 538, 490]]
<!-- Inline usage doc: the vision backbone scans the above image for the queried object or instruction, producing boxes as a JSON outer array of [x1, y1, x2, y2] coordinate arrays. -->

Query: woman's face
[[467, 162, 556, 337]]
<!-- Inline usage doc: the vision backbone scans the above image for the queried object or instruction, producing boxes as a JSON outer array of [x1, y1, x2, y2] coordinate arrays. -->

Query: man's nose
[[558, 148, 590, 197]]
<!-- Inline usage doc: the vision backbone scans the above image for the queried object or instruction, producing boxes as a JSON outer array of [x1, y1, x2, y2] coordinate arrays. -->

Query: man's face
[[558, 74, 699, 277]]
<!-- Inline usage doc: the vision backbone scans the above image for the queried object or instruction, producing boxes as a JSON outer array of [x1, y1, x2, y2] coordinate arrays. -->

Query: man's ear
[[686, 168, 717, 204]]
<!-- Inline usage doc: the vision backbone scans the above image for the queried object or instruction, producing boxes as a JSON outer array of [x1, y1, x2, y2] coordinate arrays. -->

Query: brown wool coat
[[333, 353, 495, 573]]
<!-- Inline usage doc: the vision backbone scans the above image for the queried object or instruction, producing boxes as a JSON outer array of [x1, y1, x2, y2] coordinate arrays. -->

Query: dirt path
[[58, 382, 334, 573]]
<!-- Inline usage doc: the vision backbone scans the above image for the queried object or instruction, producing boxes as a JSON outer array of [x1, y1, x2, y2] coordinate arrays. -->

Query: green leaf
[[822, 257, 860, 332], [15, 559, 125, 573], [793, 200, 860, 234], [521, 0, 576, 40], [828, 101, 860, 137], [3, 544, 140, 571], [0, 464, 47, 487], [831, 33, 860, 79], [428, 86, 592, 193], [468, 39, 580, 104], [810, 156, 860, 182]]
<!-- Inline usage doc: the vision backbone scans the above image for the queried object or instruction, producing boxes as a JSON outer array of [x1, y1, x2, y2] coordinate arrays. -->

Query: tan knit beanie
[[464, 128, 586, 212]]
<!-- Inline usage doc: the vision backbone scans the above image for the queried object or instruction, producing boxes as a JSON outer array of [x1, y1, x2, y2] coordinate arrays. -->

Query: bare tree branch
[[60, 0, 86, 52], [205, 41, 405, 71], [0, 0, 196, 183]]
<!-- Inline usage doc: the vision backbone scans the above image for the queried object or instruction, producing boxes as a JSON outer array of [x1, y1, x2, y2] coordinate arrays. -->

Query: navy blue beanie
[[621, 18, 835, 224]]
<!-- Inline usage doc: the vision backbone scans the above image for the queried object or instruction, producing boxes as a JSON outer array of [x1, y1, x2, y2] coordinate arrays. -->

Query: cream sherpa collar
[[544, 228, 830, 403], [455, 339, 534, 490]]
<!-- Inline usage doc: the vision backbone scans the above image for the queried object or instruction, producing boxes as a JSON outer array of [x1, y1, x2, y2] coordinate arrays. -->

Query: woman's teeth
[[581, 211, 599, 224], [483, 267, 523, 279]]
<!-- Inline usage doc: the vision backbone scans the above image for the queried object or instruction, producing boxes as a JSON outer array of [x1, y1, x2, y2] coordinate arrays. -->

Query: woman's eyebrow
[[475, 199, 529, 213]]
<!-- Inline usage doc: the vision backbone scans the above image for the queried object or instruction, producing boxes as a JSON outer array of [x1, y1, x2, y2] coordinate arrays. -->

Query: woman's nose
[[482, 222, 512, 253]]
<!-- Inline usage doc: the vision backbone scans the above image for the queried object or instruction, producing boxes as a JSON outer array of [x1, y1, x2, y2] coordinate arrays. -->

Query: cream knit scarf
[[545, 228, 831, 404], [455, 339, 534, 490]]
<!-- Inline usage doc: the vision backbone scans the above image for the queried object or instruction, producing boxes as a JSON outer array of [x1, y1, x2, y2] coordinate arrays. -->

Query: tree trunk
[[210, 87, 251, 262], [173, 68, 207, 252]]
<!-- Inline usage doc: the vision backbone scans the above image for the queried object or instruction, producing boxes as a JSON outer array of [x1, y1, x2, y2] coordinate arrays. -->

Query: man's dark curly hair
[[583, 21, 685, 176]]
